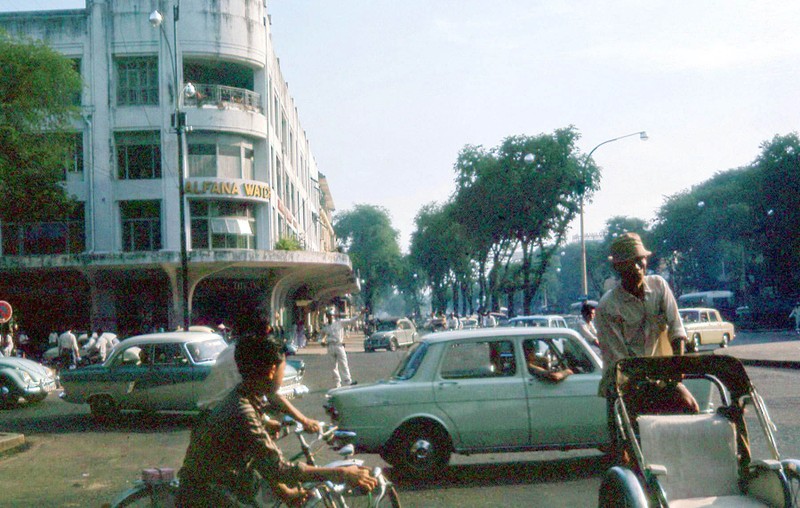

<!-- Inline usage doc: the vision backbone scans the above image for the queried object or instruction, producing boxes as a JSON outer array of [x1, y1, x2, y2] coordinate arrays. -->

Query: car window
[[377, 321, 397, 332], [710, 312, 720, 323], [392, 342, 428, 380], [152, 343, 187, 366], [440, 340, 516, 379], [701, 312, 710, 323], [111, 346, 142, 367], [523, 337, 595, 375], [188, 338, 227, 362]]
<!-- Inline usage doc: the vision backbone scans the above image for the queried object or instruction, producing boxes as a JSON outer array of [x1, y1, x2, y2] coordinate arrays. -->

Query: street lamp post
[[580, 131, 648, 299], [150, 3, 194, 331]]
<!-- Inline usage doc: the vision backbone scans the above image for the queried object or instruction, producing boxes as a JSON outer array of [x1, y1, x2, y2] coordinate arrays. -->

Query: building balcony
[[184, 83, 262, 114]]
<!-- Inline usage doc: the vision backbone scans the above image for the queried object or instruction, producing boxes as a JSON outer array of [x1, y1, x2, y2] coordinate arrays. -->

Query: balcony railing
[[184, 84, 262, 113]]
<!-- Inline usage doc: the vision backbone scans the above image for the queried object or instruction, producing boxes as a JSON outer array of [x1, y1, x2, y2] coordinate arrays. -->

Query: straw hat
[[609, 232, 651, 264]]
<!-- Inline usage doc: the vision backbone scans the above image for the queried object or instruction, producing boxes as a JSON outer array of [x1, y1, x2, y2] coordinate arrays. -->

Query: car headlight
[[20, 371, 33, 384]]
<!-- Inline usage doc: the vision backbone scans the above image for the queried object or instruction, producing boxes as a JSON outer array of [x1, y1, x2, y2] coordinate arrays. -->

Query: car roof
[[509, 314, 565, 320], [419, 327, 582, 344], [117, 331, 225, 347]]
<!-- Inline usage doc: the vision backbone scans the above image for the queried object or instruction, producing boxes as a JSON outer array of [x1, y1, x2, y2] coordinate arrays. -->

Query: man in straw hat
[[595, 232, 699, 460]]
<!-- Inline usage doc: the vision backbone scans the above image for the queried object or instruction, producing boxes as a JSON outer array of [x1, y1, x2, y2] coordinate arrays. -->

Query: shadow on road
[[389, 454, 607, 491], [0, 411, 196, 435]]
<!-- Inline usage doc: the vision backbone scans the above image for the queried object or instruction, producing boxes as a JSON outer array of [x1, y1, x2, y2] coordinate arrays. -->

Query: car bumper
[[23, 378, 58, 396], [278, 383, 309, 400]]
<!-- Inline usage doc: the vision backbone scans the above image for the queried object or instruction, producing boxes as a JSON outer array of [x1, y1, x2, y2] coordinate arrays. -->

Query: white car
[[679, 307, 736, 352], [507, 315, 569, 329], [363, 318, 418, 352], [326, 328, 608, 475]]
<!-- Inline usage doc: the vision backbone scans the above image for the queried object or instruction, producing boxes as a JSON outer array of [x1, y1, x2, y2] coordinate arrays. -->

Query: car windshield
[[511, 318, 548, 327], [376, 321, 399, 332], [188, 338, 228, 362], [392, 342, 428, 380]]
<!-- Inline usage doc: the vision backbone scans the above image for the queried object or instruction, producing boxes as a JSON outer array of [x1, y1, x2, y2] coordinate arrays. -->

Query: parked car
[[679, 307, 736, 352], [0, 356, 59, 407], [507, 315, 568, 329], [325, 328, 608, 476], [60, 331, 308, 419], [460, 317, 479, 330], [364, 318, 418, 352]]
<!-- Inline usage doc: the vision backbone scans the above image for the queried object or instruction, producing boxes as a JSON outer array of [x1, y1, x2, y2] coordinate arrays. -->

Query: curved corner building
[[0, 0, 358, 338]]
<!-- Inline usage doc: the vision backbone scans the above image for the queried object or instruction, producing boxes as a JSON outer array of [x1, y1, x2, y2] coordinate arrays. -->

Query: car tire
[[0, 377, 20, 408], [691, 334, 701, 353], [720, 334, 730, 348], [388, 338, 398, 352], [387, 421, 451, 479], [89, 395, 119, 420], [24, 392, 48, 404]]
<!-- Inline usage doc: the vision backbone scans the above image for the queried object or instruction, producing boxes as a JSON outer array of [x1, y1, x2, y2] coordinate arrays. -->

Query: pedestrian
[[0, 327, 14, 357], [789, 303, 800, 334], [446, 312, 461, 331], [17, 329, 30, 358], [58, 328, 81, 368], [595, 232, 699, 462], [320, 311, 359, 388], [295, 320, 306, 349], [577, 301, 600, 350]]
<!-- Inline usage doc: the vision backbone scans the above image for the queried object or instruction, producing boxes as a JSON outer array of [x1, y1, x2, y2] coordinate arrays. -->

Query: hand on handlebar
[[301, 418, 321, 434], [341, 465, 378, 491]]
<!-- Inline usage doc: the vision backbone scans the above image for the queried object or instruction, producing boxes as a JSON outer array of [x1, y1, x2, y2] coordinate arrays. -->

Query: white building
[[0, 0, 357, 339]]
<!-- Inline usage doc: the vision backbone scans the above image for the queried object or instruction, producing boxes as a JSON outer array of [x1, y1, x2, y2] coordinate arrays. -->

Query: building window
[[187, 134, 255, 180], [190, 200, 255, 250], [116, 131, 161, 179], [64, 132, 84, 180], [1, 205, 84, 256], [121, 200, 162, 252], [117, 57, 159, 106]]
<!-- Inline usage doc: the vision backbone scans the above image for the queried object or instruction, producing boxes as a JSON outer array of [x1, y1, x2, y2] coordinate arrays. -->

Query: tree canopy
[[334, 204, 402, 313], [0, 33, 82, 223]]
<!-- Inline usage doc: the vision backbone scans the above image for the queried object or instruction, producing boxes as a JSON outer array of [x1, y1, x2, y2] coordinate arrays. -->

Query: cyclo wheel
[[111, 483, 179, 508]]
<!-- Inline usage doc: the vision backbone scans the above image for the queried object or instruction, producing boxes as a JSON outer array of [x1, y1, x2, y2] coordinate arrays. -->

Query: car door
[[104, 344, 152, 410], [433, 338, 529, 449], [144, 342, 196, 410], [703, 310, 723, 345], [522, 336, 607, 446]]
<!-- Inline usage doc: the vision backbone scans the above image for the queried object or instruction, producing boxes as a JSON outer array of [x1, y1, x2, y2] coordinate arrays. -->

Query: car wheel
[[23, 392, 48, 404], [89, 395, 119, 420], [388, 338, 398, 352], [0, 377, 20, 408], [388, 421, 451, 479], [720, 334, 730, 348], [691, 334, 701, 353]]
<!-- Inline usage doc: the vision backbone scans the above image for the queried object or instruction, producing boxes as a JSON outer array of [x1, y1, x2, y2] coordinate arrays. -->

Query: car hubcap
[[410, 439, 431, 460]]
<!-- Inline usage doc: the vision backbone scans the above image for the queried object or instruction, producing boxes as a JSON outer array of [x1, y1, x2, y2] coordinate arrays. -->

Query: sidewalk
[[714, 331, 800, 369]]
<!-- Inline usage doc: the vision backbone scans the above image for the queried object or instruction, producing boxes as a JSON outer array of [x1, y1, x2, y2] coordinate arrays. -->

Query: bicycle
[[108, 417, 400, 508]]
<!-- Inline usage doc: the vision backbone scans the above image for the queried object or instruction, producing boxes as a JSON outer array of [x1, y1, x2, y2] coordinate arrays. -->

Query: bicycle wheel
[[111, 483, 178, 508], [338, 484, 401, 508]]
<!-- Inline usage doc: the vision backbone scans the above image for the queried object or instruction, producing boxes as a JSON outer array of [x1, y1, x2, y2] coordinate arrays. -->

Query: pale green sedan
[[325, 328, 609, 476]]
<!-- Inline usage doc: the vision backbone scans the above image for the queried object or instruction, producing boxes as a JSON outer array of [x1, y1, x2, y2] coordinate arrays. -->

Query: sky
[[5, 0, 800, 252]]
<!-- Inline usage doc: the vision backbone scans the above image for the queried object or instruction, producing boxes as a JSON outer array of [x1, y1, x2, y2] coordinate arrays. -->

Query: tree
[[0, 33, 82, 223], [334, 204, 402, 314]]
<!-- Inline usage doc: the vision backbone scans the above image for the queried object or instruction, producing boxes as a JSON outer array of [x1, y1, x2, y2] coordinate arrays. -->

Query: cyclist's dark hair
[[235, 333, 285, 380]]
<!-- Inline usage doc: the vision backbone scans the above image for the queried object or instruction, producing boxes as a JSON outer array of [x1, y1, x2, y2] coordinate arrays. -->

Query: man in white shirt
[[320, 311, 359, 388], [58, 328, 81, 366]]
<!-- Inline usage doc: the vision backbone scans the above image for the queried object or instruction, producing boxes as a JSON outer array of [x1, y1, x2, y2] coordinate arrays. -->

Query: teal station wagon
[[325, 328, 609, 476]]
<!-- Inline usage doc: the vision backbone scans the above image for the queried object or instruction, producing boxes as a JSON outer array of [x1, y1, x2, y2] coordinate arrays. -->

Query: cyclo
[[599, 355, 800, 507]]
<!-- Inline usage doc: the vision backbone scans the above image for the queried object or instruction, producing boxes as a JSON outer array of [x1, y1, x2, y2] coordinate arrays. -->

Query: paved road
[[0, 330, 798, 507]]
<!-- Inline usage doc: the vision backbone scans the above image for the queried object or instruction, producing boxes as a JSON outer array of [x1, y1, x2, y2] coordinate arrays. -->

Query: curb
[[0, 432, 25, 454], [737, 358, 800, 370]]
